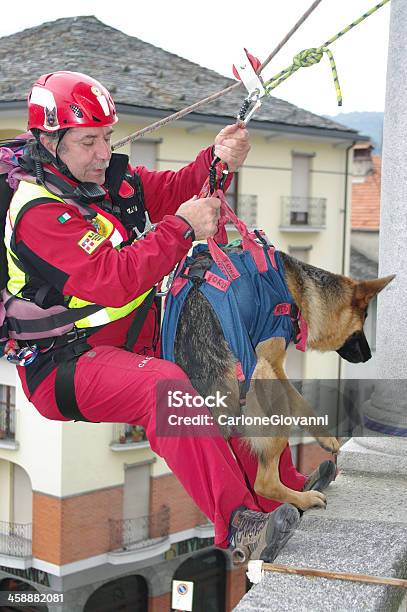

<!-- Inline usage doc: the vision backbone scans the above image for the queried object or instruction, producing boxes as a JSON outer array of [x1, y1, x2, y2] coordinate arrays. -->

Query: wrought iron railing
[[109, 505, 170, 552], [0, 385, 16, 441], [111, 423, 148, 446], [280, 196, 327, 228], [0, 521, 32, 557]]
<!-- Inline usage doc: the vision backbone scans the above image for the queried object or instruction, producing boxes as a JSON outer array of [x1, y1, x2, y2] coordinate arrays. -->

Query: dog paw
[[316, 436, 340, 454], [297, 490, 327, 510]]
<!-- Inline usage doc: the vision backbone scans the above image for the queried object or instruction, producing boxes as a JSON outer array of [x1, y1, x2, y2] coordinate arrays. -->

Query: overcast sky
[[2, 0, 391, 118]]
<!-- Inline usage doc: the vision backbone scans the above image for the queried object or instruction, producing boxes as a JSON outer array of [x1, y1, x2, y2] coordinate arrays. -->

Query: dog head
[[44, 106, 58, 129], [335, 275, 395, 363]]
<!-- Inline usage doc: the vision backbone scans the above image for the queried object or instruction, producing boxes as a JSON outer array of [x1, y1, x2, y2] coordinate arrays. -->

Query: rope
[[112, 0, 390, 149], [256, 562, 407, 589], [262, 0, 391, 106], [112, 0, 324, 150]]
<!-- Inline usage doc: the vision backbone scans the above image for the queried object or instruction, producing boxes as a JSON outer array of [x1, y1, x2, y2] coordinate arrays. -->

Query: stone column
[[342, 0, 407, 467]]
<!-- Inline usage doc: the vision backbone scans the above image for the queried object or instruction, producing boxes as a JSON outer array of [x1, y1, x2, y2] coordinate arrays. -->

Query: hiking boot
[[228, 503, 300, 564], [303, 459, 337, 492]]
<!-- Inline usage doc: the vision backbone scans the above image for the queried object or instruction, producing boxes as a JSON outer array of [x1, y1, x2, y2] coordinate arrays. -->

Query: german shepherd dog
[[174, 246, 394, 511]]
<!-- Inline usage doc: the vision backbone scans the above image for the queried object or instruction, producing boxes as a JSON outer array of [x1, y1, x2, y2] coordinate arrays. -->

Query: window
[[0, 385, 15, 440], [225, 173, 238, 212], [291, 154, 311, 225], [291, 211, 309, 225]]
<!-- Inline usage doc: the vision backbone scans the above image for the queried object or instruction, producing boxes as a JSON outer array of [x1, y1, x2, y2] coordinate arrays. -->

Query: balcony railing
[[0, 390, 16, 442], [237, 194, 257, 227], [280, 196, 327, 230], [0, 521, 32, 558], [111, 424, 148, 447], [109, 505, 170, 552]]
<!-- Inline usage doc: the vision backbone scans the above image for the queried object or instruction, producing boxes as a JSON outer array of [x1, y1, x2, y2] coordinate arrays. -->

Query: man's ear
[[352, 275, 395, 310], [39, 133, 57, 156]]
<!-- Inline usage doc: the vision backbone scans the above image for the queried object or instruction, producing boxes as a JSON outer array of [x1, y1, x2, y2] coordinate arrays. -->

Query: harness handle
[[207, 190, 273, 274]]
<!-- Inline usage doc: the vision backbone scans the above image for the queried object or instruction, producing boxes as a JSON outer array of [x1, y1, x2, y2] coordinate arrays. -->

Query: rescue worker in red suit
[[9, 71, 334, 563]]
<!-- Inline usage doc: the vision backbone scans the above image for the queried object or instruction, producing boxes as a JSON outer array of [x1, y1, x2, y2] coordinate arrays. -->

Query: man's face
[[41, 126, 113, 184]]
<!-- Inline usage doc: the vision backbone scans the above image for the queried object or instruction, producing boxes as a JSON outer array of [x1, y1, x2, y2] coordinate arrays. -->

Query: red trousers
[[23, 346, 306, 547]]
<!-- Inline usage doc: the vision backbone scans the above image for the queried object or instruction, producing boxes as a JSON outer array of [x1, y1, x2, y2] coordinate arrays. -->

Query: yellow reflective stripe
[[6, 251, 25, 295], [70, 289, 153, 328], [5, 181, 64, 296], [9, 181, 63, 226]]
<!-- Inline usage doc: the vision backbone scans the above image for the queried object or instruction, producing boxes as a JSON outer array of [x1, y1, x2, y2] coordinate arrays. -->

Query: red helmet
[[28, 71, 118, 132]]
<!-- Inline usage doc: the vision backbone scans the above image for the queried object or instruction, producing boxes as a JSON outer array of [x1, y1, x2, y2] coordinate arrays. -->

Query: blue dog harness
[[162, 234, 308, 392]]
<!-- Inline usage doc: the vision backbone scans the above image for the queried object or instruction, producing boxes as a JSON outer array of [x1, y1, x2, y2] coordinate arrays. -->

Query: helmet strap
[[33, 128, 78, 182]]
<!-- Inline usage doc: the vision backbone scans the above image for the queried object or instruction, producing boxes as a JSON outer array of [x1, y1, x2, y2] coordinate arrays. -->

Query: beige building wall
[[0, 458, 12, 522]]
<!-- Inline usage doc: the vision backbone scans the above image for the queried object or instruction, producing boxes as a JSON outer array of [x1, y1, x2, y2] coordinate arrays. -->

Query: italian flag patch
[[57, 212, 72, 224]]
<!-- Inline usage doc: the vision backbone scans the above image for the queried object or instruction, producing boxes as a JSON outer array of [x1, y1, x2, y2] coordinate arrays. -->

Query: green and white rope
[[262, 0, 391, 106]]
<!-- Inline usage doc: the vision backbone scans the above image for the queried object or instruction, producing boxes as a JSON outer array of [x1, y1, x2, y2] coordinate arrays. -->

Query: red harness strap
[[274, 303, 309, 352]]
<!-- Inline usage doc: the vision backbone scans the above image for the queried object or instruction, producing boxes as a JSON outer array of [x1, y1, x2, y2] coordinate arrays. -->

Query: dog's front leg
[[257, 340, 340, 455], [253, 438, 327, 510], [245, 357, 327, 510], [278, 378, 340, 455]]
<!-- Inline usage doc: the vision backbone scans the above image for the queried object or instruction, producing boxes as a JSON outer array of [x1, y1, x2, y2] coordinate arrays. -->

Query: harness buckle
[[134, 211, 156, 240], [65, 328, 89, 343], [253, 229, 272, 248]]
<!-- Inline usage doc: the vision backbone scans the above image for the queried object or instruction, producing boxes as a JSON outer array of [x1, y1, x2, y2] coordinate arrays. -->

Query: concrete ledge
[[305, 472, 407, 525], [234, 515, 407, 611], [338, 438, 407, 476], [235, 438, 407, 611]]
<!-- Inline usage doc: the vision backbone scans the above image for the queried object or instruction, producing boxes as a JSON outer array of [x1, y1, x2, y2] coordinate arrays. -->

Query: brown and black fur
[[174, 247, 394, 510]]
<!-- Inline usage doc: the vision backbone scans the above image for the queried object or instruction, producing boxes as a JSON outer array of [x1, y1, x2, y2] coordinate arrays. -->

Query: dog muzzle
[[336, 330, 372, 363]]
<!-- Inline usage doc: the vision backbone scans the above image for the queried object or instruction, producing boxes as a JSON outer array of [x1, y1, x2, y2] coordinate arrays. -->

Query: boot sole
[[260, 503, 300, 562], [304, 460, 336, 492]]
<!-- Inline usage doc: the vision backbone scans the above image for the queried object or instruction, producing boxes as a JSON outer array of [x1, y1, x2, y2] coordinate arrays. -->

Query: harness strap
[[274, 302, 308, 352], [207, 191, 271, 274], [54, 340, 93, 422], [206, 241, 241, 281], [124, 287, 157, 351], [171, 257, 190, 297], [204, 271, 231, 292], [53, 287, 156, 421], [4, 299, 104, 334]]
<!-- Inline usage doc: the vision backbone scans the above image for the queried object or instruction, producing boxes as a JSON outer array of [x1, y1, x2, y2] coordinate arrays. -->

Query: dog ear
[[353, 275, 395, 309]]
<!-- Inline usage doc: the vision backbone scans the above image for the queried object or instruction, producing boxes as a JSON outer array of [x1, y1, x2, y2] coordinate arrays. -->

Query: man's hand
[[176, 196, 221, 240], [214, 123, 251, 172]]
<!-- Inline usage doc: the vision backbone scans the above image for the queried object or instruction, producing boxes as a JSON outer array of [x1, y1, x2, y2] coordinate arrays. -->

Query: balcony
[[110, 424, 149, 451], [0, 385, 18, 450], [108, 506, 170, 564], [0, 521, 32, 568], [280, 196, 327, 231]]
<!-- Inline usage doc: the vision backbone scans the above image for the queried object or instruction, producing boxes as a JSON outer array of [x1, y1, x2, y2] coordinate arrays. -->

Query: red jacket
[[15, 147, 216, 395]]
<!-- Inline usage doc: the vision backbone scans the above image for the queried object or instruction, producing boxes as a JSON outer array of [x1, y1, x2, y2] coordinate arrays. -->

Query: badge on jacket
[[78, 231, 106, 254]]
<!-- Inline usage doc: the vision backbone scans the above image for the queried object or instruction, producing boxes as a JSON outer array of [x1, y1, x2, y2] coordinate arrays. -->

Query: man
[[6, 71, 331, 563]]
